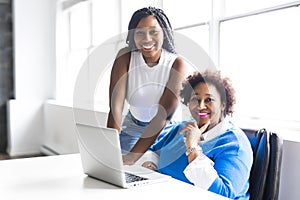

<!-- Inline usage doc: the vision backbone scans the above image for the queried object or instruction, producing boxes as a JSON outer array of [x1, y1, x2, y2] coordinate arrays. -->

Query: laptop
[[76, 123, 171, 188]]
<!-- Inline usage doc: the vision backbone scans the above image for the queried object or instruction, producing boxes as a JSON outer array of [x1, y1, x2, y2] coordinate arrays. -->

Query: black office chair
[[242, 128, 283, 200]]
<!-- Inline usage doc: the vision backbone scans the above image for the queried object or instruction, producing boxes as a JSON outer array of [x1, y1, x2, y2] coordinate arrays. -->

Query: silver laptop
[[76, 123, 170, 188]]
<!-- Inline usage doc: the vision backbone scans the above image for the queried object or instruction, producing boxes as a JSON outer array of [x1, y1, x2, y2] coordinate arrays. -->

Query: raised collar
[[200, 117, 232, 144]]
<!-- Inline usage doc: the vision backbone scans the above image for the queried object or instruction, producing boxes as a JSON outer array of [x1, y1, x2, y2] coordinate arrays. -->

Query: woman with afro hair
[[137, 70, 253, 200]]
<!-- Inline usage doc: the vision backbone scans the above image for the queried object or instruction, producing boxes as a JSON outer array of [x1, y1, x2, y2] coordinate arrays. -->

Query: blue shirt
[[149, 120, 253, 199]]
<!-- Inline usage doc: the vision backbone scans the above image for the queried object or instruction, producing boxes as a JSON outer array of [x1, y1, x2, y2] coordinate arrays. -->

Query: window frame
[[56, 0, 300, 140]]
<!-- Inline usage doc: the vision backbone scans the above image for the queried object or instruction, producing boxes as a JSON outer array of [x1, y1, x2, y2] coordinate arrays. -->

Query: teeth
[[142, 44, 154, 49]]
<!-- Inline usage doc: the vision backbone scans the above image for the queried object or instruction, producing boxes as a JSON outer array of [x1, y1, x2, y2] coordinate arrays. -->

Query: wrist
[[142, 161, 158, 171], [124, 152, 142, 165], [185, 145, 202, 157]]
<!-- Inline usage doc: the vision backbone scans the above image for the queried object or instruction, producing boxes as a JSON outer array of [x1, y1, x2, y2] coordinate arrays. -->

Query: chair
[[242, 128, 283, 200]]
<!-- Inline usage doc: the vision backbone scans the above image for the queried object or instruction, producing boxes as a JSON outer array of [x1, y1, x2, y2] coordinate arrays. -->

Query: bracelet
[[146, 162, 158, 171], [185, 145, 202, 157]]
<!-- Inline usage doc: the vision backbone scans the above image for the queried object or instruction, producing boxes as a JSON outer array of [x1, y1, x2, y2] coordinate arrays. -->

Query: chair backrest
[[242, 128, 283, 200]]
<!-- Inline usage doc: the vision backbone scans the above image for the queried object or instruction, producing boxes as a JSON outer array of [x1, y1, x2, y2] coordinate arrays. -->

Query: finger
[[179, 127, 188, 134], [179, 124, 191, 134], [193, 121, 198, 127], [180, 125, 194, 135], [185, 121, 196, 127], [199, 121, 210, 133]]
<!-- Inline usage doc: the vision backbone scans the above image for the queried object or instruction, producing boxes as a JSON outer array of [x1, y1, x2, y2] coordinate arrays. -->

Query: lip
[[142, 44, 155, 51], [198, 112, 209, 118]]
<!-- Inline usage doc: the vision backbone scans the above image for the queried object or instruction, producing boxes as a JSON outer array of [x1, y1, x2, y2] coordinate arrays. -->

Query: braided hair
[[126, 7, 176, 53]]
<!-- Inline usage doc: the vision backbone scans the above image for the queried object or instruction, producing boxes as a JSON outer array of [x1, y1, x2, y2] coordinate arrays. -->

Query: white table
[[0, 154, 229, 200]]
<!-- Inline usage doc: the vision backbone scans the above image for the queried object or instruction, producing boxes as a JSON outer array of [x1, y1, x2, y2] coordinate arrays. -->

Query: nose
[[198, 100, 206, 109], [144, 31, 152, 42]]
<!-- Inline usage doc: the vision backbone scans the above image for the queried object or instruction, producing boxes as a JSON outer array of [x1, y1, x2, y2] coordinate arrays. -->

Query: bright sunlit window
[[220, 2, 300, 138], [56, 0, 300, 139], [56, 0, 210, 110]]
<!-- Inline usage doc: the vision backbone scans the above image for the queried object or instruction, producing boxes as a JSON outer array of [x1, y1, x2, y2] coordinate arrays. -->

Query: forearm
[[128, 116, 167, 161], [107, 50, 128, 131], [106, 108, 123, 132]]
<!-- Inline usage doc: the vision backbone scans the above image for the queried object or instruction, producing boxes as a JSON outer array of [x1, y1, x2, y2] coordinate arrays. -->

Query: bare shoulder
[[112, 47, 131, 72], [116, 47, 131, 60], [172, 56, 188, 74]]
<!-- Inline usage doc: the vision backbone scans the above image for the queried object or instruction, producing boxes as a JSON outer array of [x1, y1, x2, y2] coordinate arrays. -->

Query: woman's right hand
[[179, 121, 210, 148]]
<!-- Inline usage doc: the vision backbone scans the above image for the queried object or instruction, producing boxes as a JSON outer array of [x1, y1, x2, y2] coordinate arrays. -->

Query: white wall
[[279, 140, 300, 200], [7, 0, 56, 155], [6, 0, 300, 199]]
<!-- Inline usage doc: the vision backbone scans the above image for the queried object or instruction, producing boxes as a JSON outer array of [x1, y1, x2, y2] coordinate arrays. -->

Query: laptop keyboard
[[125, 172, 148, 183]]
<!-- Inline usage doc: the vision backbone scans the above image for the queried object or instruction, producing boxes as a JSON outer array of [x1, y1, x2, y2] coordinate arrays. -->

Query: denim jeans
[[120, 111, 176, 153]]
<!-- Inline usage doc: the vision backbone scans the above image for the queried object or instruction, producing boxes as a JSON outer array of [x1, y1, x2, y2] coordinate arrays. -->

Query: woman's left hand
[[179, 121, 210, 148], [122, 152, 142, 165], [122, 154, 135, 165], [142, 161, 158, 171]]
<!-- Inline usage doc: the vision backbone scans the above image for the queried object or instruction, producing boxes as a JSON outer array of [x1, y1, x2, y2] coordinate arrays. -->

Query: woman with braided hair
[[107, 7, 189, 164]]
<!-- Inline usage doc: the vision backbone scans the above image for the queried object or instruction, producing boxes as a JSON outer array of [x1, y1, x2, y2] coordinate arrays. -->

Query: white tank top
[[127, 49, 182, 122]]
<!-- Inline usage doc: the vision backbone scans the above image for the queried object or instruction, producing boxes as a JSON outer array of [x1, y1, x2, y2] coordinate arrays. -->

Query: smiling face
[[134, 15, 164, 65], [189, 82, 226, 130]]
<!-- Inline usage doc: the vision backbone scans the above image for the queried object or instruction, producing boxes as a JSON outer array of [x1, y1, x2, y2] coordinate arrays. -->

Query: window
[[219, 1, 300, 138], [163, 0, 211, 28], [56, 0, 121, 109], [56, 0, 300, 138], [56, 0, 210, 111], [56, 0, 92, 105], [224, 0, 294, 16]]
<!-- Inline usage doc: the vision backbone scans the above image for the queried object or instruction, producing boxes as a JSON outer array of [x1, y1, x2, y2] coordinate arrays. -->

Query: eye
[[150, 29, 160, 35], [205, 97, 214, 103], [190, 97, 199, 103], [135, 30, 145, 36]]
